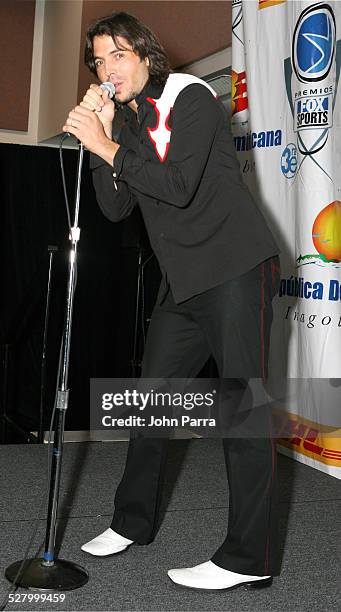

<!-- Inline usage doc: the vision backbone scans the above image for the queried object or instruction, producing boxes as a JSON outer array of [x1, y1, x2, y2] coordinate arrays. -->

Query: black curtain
[[0, 143, 160, 435]]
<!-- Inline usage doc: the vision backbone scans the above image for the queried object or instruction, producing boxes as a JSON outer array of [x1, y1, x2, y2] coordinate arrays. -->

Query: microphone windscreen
[[100, 82, 116, 99]]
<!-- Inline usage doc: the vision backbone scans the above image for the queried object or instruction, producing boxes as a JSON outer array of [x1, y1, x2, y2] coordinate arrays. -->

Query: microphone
[[100, 81, 115, 99]]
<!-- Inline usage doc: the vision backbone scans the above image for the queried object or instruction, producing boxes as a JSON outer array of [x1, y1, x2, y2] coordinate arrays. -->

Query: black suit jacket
[[90, 74, 279, 303]]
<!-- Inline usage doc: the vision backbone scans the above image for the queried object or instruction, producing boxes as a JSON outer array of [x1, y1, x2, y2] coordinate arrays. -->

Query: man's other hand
[[80, 84, 115, 129]]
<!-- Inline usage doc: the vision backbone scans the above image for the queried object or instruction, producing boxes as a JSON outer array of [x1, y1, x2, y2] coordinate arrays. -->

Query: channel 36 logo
[[281, 143, 297, 179], [292, 2, 336, 83]]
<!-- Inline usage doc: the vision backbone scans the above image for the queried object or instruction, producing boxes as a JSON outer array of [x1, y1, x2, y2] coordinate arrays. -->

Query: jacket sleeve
[[113, 84, 221, 208], [90, 142, 137, 223]]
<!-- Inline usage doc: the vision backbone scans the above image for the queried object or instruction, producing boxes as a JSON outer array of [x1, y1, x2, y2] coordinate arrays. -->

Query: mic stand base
[[5, 558, 88, 591]]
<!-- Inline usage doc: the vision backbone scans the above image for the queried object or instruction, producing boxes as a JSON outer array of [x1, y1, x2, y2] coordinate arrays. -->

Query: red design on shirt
[[146, 97, 173, 162]]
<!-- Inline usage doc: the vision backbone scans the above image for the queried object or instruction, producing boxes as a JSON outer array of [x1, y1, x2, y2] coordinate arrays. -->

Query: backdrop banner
[[231, 0, 341, 478]]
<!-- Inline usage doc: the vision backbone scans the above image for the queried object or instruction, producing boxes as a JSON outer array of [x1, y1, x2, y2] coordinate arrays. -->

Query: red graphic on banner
[[231, 70, 248, 116], [275, 412, 341, 467]]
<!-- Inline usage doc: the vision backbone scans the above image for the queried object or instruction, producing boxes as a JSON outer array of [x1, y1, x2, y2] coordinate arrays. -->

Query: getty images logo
[[292, 2, 336, 83]]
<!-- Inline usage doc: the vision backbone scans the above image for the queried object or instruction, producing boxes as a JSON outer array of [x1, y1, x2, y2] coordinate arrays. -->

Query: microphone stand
[[5, 142, 89, 591]]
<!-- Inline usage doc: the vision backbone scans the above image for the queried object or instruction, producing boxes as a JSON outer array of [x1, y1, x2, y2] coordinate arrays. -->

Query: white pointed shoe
[[81, 528, 134, 557], [168, 561, 272, 591]]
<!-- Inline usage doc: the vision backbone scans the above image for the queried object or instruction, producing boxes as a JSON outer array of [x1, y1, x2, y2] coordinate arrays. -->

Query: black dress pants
[[111, 256, 280, 576]]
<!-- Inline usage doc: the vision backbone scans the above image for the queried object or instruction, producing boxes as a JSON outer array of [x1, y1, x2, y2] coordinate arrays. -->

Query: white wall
[[0, 0, 83, 146]]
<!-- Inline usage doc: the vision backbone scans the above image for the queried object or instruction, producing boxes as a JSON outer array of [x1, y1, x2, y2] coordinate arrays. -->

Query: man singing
[[63, 12, 280, 591]]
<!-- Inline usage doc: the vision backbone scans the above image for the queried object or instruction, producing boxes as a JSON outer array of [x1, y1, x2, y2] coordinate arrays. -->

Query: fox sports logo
[[292, 3, 336, 83]]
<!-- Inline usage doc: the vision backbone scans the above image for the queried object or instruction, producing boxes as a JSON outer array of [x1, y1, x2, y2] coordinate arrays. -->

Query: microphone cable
[[141, 253, 154, 347], [59, 133, 73, 233]]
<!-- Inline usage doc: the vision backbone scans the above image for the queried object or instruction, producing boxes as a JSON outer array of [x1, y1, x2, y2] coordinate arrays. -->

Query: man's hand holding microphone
[[63, 83, 120, 166]]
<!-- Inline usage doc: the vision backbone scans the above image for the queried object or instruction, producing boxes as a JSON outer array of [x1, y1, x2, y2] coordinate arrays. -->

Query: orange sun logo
[[312, 201, 341, 262]]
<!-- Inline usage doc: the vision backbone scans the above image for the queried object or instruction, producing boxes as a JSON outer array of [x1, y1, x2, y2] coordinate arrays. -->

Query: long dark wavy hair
[[84, 12, 171, 87]]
